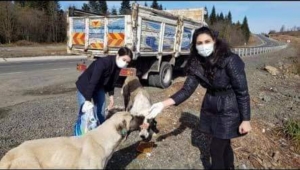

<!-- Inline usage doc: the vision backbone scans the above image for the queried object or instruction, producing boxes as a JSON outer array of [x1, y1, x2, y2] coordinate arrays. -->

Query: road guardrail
[[232, 44, 288, 57]]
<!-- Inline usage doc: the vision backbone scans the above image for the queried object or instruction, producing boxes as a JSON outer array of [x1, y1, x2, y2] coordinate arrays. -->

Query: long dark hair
[[185, 27, 232, 79]]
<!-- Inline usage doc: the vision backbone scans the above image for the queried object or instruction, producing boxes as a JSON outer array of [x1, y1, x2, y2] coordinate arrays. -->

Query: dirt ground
[[0, 42, 68, 58], [0, 38, 299, 169]]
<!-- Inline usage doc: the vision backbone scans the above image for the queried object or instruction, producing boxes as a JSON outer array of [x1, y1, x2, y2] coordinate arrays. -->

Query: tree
[[144, 2, 148, 7], [227, 11, 232, 24], [236, 20, 241, 27], [159, 4, 163, 10], [280, 25, 285, 32], [99, 0, 108, 15], [111, 6, 117, 15], [219, 12, 224, 21], [204, 6, 209, 22], [151, 0, 159, 10], [0, 2, 17, 43], [119, 0, 131, 15], [209, 6, 217, 25], [88, 0, 100, 13], [164, 7, 166, 10], [82, 3, 90, 12], [241, 16, 250, 43], [15, 0, 26, 8]]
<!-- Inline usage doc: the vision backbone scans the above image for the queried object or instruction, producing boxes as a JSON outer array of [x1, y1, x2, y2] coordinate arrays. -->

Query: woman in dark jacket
[[76, 47, 133, 125], [147, 27, 252, 169]]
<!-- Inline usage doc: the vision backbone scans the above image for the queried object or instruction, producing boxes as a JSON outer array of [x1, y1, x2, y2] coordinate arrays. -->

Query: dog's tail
[[0, 153, 12, 169]]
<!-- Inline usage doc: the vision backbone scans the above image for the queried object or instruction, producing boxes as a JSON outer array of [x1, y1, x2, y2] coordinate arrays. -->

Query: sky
[[60, 1, 300, 34]]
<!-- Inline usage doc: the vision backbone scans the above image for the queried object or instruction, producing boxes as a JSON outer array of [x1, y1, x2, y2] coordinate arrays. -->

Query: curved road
[[255, 34, 281, 47]]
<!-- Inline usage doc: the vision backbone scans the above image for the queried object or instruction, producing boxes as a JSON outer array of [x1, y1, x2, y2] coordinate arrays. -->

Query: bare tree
[[280, 25, 285, 32], [0, 2, 17, 43]]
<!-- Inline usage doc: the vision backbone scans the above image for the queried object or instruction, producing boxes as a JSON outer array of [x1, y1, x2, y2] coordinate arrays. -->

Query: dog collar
[[121, 128, 127, 137]]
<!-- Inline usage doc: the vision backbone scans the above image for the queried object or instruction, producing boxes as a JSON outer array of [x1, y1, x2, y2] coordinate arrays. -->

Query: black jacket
[[170, 53, 251, 139], [76, 55, 121, 101]]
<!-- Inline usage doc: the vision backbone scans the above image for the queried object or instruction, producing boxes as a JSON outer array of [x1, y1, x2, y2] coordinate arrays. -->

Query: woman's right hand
[[147, 98, 176, 119], [82, 101, 94, 113], [147, 102, 165, 119]]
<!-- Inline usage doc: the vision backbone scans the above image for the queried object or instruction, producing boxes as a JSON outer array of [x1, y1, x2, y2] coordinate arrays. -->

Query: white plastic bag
[[74, 107, 98, 136]]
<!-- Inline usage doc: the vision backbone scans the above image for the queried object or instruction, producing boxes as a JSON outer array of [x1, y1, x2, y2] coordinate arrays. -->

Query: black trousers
[[210, 137, 234, 169]]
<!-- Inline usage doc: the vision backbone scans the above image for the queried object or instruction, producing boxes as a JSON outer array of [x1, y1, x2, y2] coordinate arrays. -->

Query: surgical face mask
[[196, 43, 214, 57], [116, 56, 128, 68]]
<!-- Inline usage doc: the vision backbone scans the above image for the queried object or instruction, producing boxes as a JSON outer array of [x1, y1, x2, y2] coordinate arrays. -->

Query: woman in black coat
[[76, 47, 133, 125], [147, 27, 252, 169]]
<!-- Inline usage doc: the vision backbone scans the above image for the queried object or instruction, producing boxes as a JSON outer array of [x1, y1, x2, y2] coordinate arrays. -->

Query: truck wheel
[[148, 62, 173, 88], [148, 73, 158, 87]]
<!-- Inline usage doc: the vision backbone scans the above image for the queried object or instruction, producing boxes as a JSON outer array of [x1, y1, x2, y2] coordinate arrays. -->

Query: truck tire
[[148, 62, 173, 88]]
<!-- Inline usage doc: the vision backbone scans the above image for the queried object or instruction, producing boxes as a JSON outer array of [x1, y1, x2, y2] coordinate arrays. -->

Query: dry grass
[[0, 43, 68, 58], [234, 34, 262, 47], [248, 34, 262, 46]]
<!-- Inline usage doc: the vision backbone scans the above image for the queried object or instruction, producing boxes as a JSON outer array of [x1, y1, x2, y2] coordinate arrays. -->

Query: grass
[[275, 119, 300, 153], [283, 120, 300, 151]]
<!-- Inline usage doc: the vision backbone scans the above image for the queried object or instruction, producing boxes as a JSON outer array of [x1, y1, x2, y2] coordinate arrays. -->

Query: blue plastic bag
[[74, 105, 98, 136]]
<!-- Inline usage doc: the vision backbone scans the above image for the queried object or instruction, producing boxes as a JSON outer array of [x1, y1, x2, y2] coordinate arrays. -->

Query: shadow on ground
[[106, 141, 141, 169], [156, 112, 212, 169]]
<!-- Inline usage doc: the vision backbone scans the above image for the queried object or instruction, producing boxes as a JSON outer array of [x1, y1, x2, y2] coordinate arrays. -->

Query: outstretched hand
[[147, 102, 164, 119]]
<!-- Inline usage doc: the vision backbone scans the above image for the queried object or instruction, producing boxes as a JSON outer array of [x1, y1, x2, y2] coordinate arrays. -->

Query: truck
[[67, 3, 208, 88]]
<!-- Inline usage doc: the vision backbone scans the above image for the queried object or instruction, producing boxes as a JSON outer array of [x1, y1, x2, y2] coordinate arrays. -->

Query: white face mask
[[196, 43, 214, 57], [116, 56, 128, 68]]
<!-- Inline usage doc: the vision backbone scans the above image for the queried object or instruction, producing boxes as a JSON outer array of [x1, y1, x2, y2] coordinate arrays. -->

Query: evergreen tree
[[219, 12, 224, 21], [209, 6, 217, 25], [144, 2, 148, 7], [151, 0, 159, 10], [159, 4, 163, 10], [236, 21, 241, 27], [204, 6, 209, 22], [99, 0, 108, 15], [89, 0, 100, 13], [227, 11, 232, 24], [111, 6, 117, 15], [216, 13, 220, 21], [241, 16, 250, 43], [119, 0, 131, 15], [82, 3, 90, 12]]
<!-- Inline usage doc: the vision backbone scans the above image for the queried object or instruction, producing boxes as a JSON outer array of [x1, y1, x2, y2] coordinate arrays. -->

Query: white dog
[[121, 76, 159, 141], [0, 111, 145, 169]]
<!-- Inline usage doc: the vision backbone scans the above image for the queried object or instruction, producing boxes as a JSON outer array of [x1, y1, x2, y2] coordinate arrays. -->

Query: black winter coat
[[170, 53, 251, 139], [76, 55, 120, 101]]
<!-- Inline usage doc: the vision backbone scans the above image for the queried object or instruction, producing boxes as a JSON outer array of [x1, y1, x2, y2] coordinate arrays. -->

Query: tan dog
[[121, 75, 152, 115], [121, 76, 159, 141], [0, 112, 145, 169]]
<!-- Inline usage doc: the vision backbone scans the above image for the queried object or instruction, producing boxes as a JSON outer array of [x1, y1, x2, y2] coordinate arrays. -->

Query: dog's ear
[[122, 83, 130, 110], [129, 115, 145, 131], [106, 108, 124, 119]]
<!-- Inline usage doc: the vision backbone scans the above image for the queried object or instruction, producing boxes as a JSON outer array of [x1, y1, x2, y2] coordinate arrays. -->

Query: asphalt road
[[0, 58, 92, 75], [256, 34, 280, 47]]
